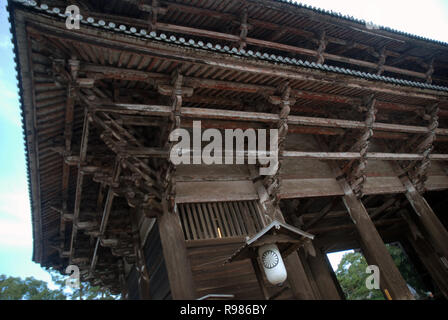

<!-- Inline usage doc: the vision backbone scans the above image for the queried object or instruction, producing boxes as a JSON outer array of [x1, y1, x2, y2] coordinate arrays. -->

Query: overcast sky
[[0, 0, 447, 287]]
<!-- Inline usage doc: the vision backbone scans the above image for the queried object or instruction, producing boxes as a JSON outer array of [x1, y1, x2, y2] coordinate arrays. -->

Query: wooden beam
[[407, 103, 439, 193], [307, 218, 405, 234], [283, 151, 448, 161], [100, 9, 428, 79], [398, 173, 448, 260], [83, 63, 448, 118], [93, 102, 448, 138], [158, 198, 196, 299], [130, 208, 152, 300], [90, 158, 121, 275], [251, 258, 270, 300], [306, 244, 343, 299], [69, 109, 91, 264], [346, 95, 377, 198], [26, 23, 446, 102], [405, 234, 448, 299], [83, 0, 441, 80], [297, 249, 323, 299], [316, 137, 414, 300], [249, 166, 318, 300], [303, 198, 339, 230]]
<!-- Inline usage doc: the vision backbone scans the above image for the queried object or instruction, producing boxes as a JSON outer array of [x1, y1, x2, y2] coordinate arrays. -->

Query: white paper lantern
[[258, 243, 287, 285]]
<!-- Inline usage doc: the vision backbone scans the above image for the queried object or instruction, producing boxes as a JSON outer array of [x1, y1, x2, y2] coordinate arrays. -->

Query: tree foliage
[[0, 274, 66, 300], [0, 269, 118, 300], [48, 268, 117, 300], [334, 244, 427, 300]]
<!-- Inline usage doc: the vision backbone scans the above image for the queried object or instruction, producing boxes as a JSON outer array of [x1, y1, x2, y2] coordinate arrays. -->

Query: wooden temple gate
[[8, 0, 448, 300]]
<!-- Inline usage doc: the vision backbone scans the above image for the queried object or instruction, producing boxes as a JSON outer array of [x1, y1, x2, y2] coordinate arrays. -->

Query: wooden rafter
[[79, 64, 448, 119], [315, 136, 414, 300], [264, 82, 292, 206], [346, 95, 377, 198], [68, 109, 91, 264], [24, 24, 446, 103], [248, 166, 317, 300], [409, 103, 440, 193], [92, 102, 448, 139], [79, 1, 439, 80]]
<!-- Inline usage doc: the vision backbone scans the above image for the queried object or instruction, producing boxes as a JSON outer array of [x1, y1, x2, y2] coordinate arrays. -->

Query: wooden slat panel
[[179, 204, 191, 240], [185, 203, 198, 240], [195, 203, 210, 239], [228, 201, 248, 235], [219, 202, 237, 236], [198, 203, 215, 238], [189, 203, 204, 239], [213, 202, 230, 237], [178, 200, 263, 241]]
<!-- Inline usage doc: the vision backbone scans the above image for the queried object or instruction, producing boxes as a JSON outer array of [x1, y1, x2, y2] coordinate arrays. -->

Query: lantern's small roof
[[224, 220, 314, 264]]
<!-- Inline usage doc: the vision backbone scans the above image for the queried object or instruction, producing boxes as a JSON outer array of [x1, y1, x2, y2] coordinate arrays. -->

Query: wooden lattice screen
[[178, 201, 265, 240]]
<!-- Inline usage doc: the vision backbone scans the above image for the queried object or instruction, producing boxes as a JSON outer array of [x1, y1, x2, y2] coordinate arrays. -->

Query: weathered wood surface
[[176, 180, 258, 203], [249, 166, 319, 300], [158, 198, 196, 299], [93, 102, 448, 138], [341, 188, 414, 300], [187, 240, 293, 300], [13, 1, 448, 299], [405, 235, 448, 299], [171, 135, 448, 202], [25, 20, 447, 103], [143, 223, 171, 300], [397, 172, 448, 260], [315, 136, 414, 300]]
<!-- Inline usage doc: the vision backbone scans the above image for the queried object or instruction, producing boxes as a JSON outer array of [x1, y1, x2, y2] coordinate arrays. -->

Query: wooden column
[[249, 166, 318, 300], [129, 209, 151, 300], [306, 245, 343, 300], [251, 258, 270, 300], [315, 136, 414, 300], [158, 199, 196, 299], [297, 249, 322, 299], [405, 235, 448, 299], [341, 188, 414, 300], [384, 133, 448, 261], [399, 176, 448, 260]]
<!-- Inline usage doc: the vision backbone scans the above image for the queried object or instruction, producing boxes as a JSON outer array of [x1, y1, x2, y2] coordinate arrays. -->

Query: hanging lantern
[[225, 220, 315, 294], [258, 243, 287, 285]]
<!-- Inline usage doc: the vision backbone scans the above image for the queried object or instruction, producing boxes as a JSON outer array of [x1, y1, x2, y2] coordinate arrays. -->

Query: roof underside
[[8, 0, 448, 292]]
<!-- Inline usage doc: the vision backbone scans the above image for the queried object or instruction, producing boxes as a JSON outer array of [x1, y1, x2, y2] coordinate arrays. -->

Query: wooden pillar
[[251, 258, 270, 300], [342, 190, 414, 300], [297, 249, 322, 299], [158, 199, 196, 299], [317, 136, 414, 300], [400, 176, 448, 260], [283, 249, 320, 300], [400, 212, 448, 299], [249, 166, 318, 300], [129, 209, 152, 300], [406, 235, 448, 299], [306, 245, 343, 300]]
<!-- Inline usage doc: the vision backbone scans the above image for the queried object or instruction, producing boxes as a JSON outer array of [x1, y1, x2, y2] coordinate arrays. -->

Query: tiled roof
[[8, 0, 448, 92], [274, 0, 448, 47]]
